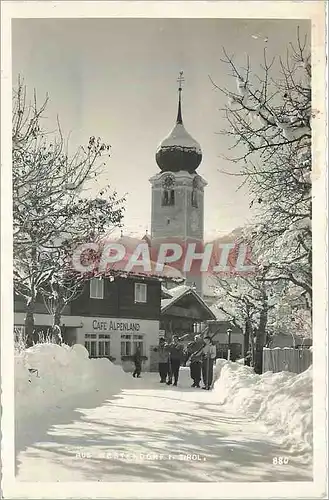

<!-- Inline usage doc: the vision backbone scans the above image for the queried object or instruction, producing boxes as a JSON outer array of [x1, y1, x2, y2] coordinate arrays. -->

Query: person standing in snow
[[201, 336, 216, 390], [154, 337, 170, 383], [132, 346, 142, 378], [167, 335, 184, 386], [185, 335, 204, 388]]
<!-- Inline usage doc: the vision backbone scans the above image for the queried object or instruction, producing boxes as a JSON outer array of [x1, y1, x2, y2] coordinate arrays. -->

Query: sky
[[12, 18, 310, 240]]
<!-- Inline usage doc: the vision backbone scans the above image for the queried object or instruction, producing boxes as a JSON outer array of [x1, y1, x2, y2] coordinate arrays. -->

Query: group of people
[[154, 333, 217, 390], [156, 335, 184, 386]]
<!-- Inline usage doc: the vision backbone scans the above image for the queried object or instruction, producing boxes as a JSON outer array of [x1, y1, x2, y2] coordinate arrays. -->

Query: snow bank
[[213, 359, 312, 460], [15, 343, 130, 423]]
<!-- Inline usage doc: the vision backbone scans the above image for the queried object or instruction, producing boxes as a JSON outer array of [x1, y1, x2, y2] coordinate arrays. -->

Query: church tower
[[149, 72, 207, 296]]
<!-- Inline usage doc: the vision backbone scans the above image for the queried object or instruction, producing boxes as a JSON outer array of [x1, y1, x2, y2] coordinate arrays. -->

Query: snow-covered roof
[[161, 284, 173, 299], [161, 284, 216, 319], [157, 123, 202, 155], [161, 284, 191, 309]]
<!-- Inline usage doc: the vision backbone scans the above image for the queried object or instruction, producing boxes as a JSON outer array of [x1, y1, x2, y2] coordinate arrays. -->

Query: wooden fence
[[263, 347, 312, 374]]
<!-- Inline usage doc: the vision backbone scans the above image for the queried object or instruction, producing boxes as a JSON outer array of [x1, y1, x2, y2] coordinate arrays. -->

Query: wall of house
[[14, 296, 71, 315], [117, 278, 161, 320], [70, 276, 161, 320], [14, 312, 160, 371], [70, 279, 119, 317], [75, 316, 160, 371]]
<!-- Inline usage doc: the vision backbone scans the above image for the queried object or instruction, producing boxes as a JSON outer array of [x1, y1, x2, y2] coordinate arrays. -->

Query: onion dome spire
[[156, 71, 202, 174], [176, 72, 183, 124]]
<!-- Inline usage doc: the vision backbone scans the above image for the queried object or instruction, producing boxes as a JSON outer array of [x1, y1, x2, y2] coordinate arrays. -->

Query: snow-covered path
[[16, 369, 312, 482]]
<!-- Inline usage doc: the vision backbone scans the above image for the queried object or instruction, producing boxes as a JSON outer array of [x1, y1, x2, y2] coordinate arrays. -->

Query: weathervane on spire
[[177, 70, 185, 92]]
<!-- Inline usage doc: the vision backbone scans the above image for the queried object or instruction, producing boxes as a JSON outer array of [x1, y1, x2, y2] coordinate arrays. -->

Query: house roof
[[161, 285, 191, 309], [161, 285, 216, 319], [209, 304, 231, 321], [161, 285, 174, 299]]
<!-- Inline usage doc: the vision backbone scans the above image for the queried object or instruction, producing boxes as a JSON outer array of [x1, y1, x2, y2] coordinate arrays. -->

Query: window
[[85, 340, 97, 357], [121, 333, 144, 357], [121, 335, 132, 356], [85, 333, 111, 358], [98, 340, 111, 356], [134, 283, 147, 303], [162, 189, 175, 206], [162, 190, 168, 206], [90, 278, 104, 299], [191, 190, 198, 208]]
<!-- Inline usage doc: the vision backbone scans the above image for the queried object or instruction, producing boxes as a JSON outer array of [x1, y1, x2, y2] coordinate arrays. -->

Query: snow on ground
[[15, 344, 313, 482], [213, 359, 313, 462], [15, 343, 131, 425]]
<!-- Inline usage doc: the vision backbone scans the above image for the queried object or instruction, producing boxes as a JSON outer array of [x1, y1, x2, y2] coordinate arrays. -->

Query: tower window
[[162, 189, 175, 206], [162, 190, 168, 206], [170, 190, 175, 205], [191, 190, 198, 208]]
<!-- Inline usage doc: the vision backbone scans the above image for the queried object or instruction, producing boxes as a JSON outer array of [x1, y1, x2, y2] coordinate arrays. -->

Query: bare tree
[[211, 29, 312, 307], [13, 79, 125, 346], [214, 261, 276, 373]]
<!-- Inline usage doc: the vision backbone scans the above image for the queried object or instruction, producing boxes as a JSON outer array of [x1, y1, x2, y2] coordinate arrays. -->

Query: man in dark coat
[[132, 346, 142, 378], [167, 335, 184, 386], [186, 334, 204, 388], [153, 338, 170, 383]]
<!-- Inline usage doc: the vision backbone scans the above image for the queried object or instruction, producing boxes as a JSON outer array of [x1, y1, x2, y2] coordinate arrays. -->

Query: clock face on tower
[[162, 174, 175, 189]]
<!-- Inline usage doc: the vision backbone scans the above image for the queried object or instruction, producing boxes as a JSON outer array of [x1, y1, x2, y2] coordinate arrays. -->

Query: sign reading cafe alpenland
[[92, 319, 141, 332]]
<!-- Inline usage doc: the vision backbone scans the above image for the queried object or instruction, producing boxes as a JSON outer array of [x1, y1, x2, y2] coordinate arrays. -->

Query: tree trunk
[[244, 317, 251, 366], [25, 301, 35, 348], [52, 302, 63, 344], [25, 246, 38, 347], [53, 308, 61, 327], [254, 308, 268, 375], [251, 330, 256, 368]]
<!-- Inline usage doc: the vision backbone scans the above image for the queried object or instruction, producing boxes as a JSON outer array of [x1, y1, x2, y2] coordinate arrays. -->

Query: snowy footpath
[[15, 346, 312, 482]]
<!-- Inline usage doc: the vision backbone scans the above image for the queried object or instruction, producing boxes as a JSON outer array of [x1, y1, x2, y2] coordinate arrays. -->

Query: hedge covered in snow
[[213, 359, 312, 461]]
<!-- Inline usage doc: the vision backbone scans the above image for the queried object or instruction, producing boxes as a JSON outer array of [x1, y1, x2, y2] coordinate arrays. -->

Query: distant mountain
[[203, 227, 245, 298], [205, 227, 244, 245]]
